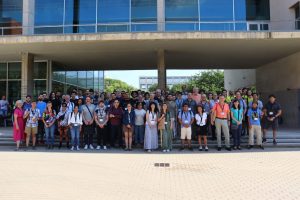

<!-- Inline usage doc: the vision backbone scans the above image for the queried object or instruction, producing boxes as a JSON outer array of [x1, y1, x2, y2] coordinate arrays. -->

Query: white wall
[[224, 69, 256, 91], [270, 0, 298, 30]]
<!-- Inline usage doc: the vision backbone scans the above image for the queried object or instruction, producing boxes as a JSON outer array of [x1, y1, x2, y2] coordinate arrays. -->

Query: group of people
[[11, 87, 282, 152]]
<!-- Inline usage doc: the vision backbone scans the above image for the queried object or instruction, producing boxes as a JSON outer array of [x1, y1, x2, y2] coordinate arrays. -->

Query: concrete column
[[157, 49, 166, 90], [21, 52, 34, 100], [47, 60, 52, 93], [22, 0, 35, 35], [224, 69, 256, 91], [157, 0, 165, 32]]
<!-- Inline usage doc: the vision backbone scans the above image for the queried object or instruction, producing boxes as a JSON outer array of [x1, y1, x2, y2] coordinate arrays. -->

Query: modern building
[[0, 0, 300, 127], [139, 76, 191, 90]]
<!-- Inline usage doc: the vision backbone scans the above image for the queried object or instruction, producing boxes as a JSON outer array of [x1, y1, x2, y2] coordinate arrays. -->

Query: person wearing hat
[[23, 99, 40, 150]]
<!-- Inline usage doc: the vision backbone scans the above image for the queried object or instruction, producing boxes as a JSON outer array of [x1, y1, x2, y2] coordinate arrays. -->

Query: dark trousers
[[37, 120, 45, 143], [96, 126, 108, 146], [232, 124, 242, 147], [110, 124, 122, 147], [83, 124, 95, 146]]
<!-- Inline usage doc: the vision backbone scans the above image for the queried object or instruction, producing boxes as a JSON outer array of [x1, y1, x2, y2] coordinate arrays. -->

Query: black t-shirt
[[264, 102, 281, 117]]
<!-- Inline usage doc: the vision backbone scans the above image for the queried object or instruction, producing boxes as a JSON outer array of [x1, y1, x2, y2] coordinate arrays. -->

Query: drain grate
[[154, 163, 170, 167]]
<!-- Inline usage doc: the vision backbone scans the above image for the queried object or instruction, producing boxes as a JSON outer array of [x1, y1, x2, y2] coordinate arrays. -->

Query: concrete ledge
[[1, 31, 300, 44]]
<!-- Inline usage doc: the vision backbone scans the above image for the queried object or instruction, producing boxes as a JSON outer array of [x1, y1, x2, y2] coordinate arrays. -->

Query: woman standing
[[134, 102, 146, 147], [231, 99, 243, 150], [94, 100, 108, 150], [158, 103, 173, 152], [13, 100, 24, 151], [122, 103, 135, 151], [144, 102, 159, 152], [68, 105, 83, 151], [43, 102, 56, 149], [195, 105, 208, 151]]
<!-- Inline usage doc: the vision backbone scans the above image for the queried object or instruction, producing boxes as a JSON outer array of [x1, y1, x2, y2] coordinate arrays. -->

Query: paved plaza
[[0, 147, 299, 200]]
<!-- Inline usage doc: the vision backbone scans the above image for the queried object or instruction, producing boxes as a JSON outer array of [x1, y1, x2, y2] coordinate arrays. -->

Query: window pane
[[0, 63, 7, 79], [8, 62, 21, 79], [53, 71, 66, 83], [78, 0, 96, 24], [165, 0, 198, 21], [131, 24, 157, 32], [131, 0, 157, 22], [35, 0, 64, 26], [0, 0, 23, 35], [200, 23, 234, 31], [78, 71, 87, 88], [166, 22, 199, 31], [200, 0, 233, 21], [246, 0, 270, 20], [34, 80, 47, 97], [97, 24, 129, 32], [8, 81, 21, 102], [33, 62, 47, 79], [235, 0, 247, 21], [0, 81, 6, 99], [66, 71, 78, 86], [86, 71, 94, 89], [98, 0, 130, 23]]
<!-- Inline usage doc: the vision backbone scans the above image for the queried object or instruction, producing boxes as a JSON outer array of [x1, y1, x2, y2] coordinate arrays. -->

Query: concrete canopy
[[0, 32, 300, 70]]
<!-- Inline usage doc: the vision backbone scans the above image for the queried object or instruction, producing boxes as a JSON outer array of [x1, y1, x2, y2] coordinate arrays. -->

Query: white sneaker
[[76, 146, 80, 151], [84, 145, 88, 150], [96, 146, 101, 150], [205, 146, 209, 151], [103, 146, 107, 150], [70, 146, 74, 151], [163, 149, 167, 153], [147, 149, 151, 153], [166, 149, 170, 152], [89, 144, 94, 150]]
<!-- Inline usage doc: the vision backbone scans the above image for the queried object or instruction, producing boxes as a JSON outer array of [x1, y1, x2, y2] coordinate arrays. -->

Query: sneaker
[[166, 149, 170, 152], [147, 149, 151, 153], [103, 146, 107, 150], [84, 145, 88, 150], [205, 146, 208, 151], [179, 147, 185, 151], [163, 149, 167, 153], [32, 146, 36, 150], [70, 146, 74, 151], [198, 146, 203, 151], [96, 146, 101, 150], [237, 146, 242, 150], [89, 144, 94, 150], [76, 146, 80, 151], [273, 140, 277, 145], [262, 138, 267, 143], [248, 145, 253, 149], [217, 147, 222, 151], [259, 145, 264, 150], [23, 147, 28, 151], [226, 147, 232, 151], [188, 147, 193, 151]]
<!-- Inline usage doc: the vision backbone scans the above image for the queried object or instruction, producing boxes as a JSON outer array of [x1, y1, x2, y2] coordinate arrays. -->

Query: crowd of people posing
[[11, 87, 282, 152]]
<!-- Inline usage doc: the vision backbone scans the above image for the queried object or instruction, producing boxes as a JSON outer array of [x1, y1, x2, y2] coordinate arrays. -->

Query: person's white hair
[[16, 100, 23, 106]]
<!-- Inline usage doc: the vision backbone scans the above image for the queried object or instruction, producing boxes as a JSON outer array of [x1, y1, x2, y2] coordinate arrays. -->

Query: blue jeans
[[45, 124, 55, 145], [70, 126, 81, 146], [232, 124, 242, 147], [134, 125, 145, 144]]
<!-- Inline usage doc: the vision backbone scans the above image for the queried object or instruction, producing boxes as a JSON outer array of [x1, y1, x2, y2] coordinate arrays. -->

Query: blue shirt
[[230, 108, 243, 125], [178, 111, 194, 128], [248, 100, 263, 110], [36, 101, 47, 118], [247, 108, 262, 126]]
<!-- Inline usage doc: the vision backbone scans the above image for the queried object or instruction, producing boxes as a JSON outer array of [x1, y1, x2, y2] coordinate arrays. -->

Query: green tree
[[104, 78, 136, 93], [188, 70, 224, 94]]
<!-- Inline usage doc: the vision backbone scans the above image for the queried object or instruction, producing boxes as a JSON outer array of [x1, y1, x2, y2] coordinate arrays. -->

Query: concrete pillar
[[21, 52, 34, 100], [47, 60, 52, 93], [22, 0, 35, 35], [157, 49, 166, 90], [157, 0, 165, 32], [224, 69, 256, 91]]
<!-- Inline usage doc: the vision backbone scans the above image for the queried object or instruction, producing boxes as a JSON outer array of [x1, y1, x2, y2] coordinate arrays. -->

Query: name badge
[[150, 120, 155, 125], [107, 105, 110, 108], [221, 112, 225, 115], [200, 123, 204, 126], [74, 123, 78, 127], [100, 119, 104, 122], [164, 122, 168, 125], [184, 120, 189, 124], [269, 112, 273, 115], [125, 108, 128, 110], [254, 118, 258, 121], [188, 108, 191, 111]]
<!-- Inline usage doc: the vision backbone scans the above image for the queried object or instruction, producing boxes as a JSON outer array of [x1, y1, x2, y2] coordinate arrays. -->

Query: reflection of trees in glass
[[105, 78, 136, 93]]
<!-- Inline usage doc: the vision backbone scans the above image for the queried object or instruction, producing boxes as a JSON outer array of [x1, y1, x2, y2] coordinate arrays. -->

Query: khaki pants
[[249, 125, 262, 145], [215, 118, 230, 148]]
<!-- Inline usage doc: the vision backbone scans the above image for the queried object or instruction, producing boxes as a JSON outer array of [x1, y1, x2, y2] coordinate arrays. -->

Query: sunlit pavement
[[0, 147, 299, 200]]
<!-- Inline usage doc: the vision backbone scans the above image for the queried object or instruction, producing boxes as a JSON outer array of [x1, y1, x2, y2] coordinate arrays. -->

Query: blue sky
[[105, 70, 203, 88]]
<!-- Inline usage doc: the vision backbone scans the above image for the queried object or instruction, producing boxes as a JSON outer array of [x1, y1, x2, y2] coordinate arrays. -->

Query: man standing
[[36, 94, 47, 145], [166, 94, 177, 137], [211, 95, 231, 151], [178, 104, 194, 151], [82, 96, 96, 150], [262, 95, 282, 144], [0, 95, 9, 127]]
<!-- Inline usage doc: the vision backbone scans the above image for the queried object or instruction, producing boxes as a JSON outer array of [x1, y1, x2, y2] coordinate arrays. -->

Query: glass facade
[[0, 0, 23, 35], [31, 0, 272, 34], [52, 66, 104, 94]]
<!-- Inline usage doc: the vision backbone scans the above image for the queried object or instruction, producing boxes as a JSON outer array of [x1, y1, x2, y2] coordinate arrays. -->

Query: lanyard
[[183, 111, 189, 121], [198, 113, 203, 124], [218, 103, 225, 113], [128, 111, 131, 123]]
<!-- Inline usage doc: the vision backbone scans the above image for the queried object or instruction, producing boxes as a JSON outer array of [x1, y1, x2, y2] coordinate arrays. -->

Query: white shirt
[[68, 112, 83, 126], [195, 113, 207, 126]]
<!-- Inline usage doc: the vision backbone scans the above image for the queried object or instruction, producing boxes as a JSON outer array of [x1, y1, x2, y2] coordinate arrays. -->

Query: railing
[[0, 20, 299, 36]]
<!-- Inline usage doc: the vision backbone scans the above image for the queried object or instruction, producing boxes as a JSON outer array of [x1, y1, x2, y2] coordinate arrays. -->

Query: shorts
[[25, 126, 38, 135], [196, 125, 207, 136], [262, 118, 279, 130], [123, 125, 134, 133], [181, 127, 192, 140]]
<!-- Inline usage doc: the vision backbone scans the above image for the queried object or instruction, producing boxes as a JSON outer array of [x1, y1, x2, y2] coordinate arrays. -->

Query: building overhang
[[0, 31, 300, 70]]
